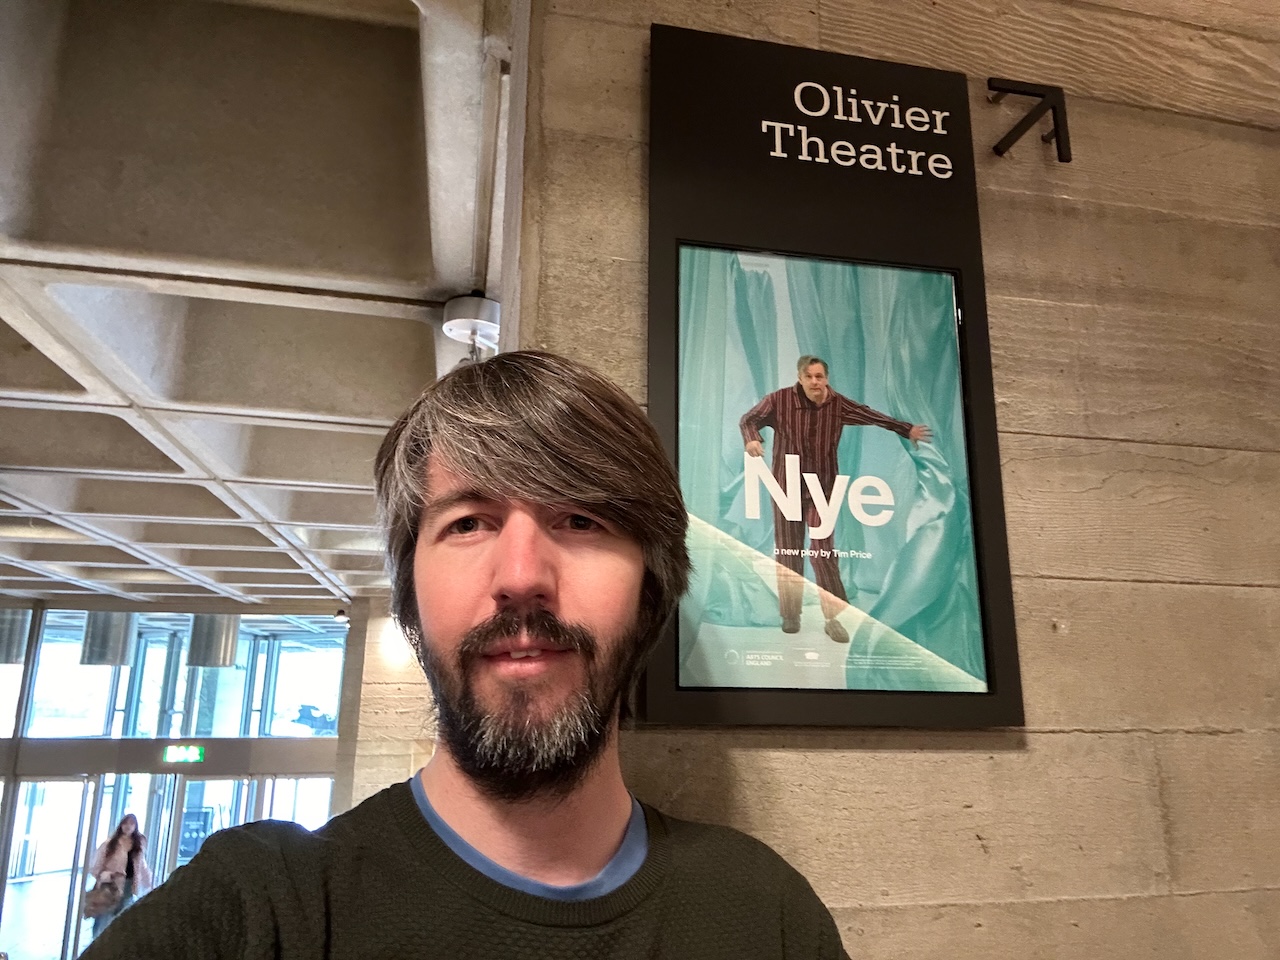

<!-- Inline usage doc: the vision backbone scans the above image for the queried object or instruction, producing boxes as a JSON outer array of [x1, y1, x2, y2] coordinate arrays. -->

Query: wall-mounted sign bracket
[[986, 78, 1072, 162]]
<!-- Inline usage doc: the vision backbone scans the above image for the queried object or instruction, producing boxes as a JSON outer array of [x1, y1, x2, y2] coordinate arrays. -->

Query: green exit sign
[[162, 745, 205, 764]]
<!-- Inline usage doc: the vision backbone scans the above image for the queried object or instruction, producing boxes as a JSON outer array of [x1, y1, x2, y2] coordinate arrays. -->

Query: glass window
[[0, 607, 31, 737], [186, 640, 252, 738], [128, 629, 178, 740], [236, 615, 347, 738], [263, 777, 333, 831], [24, 610, 348, 739], [26, 612, 117, 738], [267, 639, 344, 737]]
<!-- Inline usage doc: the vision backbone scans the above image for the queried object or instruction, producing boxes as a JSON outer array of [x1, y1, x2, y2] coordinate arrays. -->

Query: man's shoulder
[[753, 385, 800, 412], [652, 806, 767, 850], [315, 780, 410, 842], [646, 806, 847, 956], [648, 805, 812, 887], [826, 387, 854, 405], [195, 780, 409, 870]]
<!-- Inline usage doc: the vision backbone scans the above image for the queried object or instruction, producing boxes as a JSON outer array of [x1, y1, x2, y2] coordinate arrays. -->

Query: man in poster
[[741, 355, 931, 643]]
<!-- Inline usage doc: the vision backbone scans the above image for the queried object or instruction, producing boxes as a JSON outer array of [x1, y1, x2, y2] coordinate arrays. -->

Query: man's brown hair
[[796, 354, 828, 375], [374, 350, 689, 692]]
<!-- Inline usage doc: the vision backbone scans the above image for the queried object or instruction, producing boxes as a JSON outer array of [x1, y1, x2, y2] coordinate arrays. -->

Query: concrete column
[[333, 597, 435, 813]]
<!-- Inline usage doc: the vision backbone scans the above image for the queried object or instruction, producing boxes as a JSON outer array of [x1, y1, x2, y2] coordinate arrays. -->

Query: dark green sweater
[[85, 781, 849, 959]]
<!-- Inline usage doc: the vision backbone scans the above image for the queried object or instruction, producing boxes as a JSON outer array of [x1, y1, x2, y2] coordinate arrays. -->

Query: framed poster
[[643, 26, 1023, 727]]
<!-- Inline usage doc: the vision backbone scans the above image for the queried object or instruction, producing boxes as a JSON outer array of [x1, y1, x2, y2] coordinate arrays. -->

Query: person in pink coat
[[88, 814, 153, 938]]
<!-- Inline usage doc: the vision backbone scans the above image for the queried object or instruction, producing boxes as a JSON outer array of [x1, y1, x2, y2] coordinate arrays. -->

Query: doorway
[[0, 773, 333, 959]]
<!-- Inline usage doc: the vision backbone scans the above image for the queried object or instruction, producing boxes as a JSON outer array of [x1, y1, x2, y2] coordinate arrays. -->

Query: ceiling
[[0, 0, 515, 609]]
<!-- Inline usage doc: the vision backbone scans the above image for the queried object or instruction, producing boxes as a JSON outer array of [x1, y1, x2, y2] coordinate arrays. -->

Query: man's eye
[[447, 516, 481, 534], [566, 514, 599, 531]]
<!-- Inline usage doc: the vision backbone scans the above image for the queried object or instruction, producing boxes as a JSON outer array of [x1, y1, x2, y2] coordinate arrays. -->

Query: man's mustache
[[457, 608, 598, 665]]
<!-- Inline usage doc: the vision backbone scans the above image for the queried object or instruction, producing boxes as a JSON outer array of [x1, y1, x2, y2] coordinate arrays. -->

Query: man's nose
[[489, 510, 557, 610]]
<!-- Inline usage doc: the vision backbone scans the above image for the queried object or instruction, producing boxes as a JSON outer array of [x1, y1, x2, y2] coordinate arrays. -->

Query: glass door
[[259, 777, 333, 831], [68, 773, 177, 957], [0, 778, 95, 960], [0, 773, 334, 959], [165, 778, 254, 879]]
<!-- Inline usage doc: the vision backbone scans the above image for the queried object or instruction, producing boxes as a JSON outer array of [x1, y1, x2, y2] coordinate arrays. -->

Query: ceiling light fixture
[[188, 614, 241, 668], [442, 293, 501, 368], [81, 612, 137, 666]]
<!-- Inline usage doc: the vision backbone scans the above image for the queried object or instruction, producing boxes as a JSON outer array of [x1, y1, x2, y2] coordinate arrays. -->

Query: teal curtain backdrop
[[677, 245, 987, 692]]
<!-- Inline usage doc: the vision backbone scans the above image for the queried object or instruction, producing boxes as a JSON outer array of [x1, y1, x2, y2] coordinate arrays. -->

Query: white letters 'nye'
[[744, 454, 895, 535]]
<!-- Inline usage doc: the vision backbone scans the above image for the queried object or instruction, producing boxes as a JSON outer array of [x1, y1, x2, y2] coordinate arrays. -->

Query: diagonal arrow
[[987, 77, 1072, 163]]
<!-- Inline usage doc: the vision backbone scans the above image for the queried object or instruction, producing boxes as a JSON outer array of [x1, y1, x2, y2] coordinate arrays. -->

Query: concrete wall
[[333, 597, 435, 810], [513, 0, 1280, 955]]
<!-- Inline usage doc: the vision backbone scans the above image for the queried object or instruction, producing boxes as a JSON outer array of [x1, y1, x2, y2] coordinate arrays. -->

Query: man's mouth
[[475, 645, 576, 680], [480, 641, 575, 662]]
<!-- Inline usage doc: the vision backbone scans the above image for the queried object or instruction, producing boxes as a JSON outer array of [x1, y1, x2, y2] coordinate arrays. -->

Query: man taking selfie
[[85, 351, 848, 959]]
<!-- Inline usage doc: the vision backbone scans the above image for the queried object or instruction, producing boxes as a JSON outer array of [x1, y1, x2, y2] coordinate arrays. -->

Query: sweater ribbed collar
[[383, 781, 673, 927]]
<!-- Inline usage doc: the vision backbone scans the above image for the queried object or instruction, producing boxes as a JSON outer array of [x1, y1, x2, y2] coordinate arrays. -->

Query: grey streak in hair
[[374, 351, 690, 707]]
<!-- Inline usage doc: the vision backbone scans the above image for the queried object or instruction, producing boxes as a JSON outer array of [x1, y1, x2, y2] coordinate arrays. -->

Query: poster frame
[[640, 24, 1023, 728]]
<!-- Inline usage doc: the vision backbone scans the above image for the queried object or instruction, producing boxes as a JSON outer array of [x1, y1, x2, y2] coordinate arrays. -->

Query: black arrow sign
[[986, 78, 1072, 163]]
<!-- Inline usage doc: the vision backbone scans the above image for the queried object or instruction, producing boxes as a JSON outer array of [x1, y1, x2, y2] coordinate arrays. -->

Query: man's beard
[[419, 608, 638, 803]]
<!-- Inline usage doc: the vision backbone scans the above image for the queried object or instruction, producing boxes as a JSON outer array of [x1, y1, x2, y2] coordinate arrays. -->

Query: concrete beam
[[416, 0, 490, 294]]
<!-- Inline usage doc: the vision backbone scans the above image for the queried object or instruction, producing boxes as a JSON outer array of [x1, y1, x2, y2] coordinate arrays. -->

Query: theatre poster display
[[644, 26, 1023, 727], [679, 246, 983, 694]]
